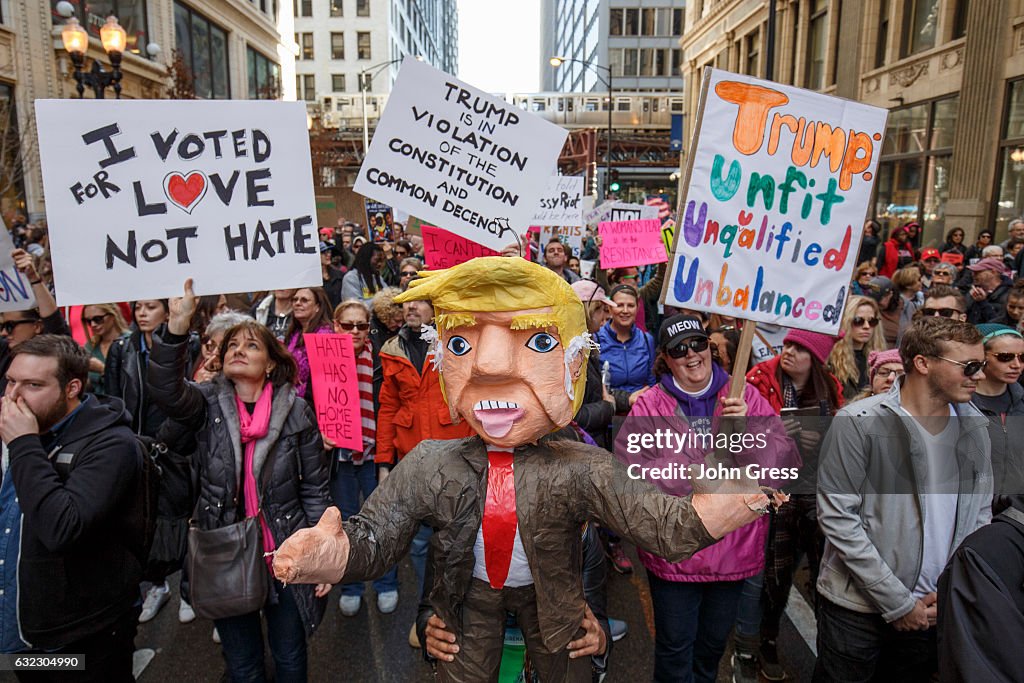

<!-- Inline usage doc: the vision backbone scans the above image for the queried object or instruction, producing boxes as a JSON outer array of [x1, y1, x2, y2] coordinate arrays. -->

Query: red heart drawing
[[163, 171, 208, 214]]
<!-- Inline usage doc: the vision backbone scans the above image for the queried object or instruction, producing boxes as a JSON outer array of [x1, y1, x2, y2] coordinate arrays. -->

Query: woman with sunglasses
[[972, 324, 1024, 514], [596, 284, 657, 413], [940, 227, 967, 257], [81, 303, 129, 396], [965, 229, 994, 264], [827, 295, 887, 401], [398, 257, 422, 292], [327, 300, 400, 616], [622, 314, 799, 683], [851, 262, 877, 296], [740, 330, 842, 680]]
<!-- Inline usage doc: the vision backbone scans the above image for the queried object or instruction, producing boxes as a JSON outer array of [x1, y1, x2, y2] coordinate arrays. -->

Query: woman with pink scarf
[[148, 279, 332, 682]]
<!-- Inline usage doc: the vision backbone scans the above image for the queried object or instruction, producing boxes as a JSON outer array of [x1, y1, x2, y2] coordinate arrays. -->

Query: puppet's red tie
[[482, 450, 516, 590]]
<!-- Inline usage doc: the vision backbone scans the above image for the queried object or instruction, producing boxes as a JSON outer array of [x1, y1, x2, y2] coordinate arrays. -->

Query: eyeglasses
[[395, 250, 409, 257], [335, 322, 370, 331], [921, 307, 962, 318], [852, 316, 880, 327], [875, 367, 905, 379], [666, 337, 710, 358], [400, 270, 418, 278], [0, 319, 37, 334], [933, 355, 987, 377], [988, 352, 1024, 363], [84, 313, 111, 326]]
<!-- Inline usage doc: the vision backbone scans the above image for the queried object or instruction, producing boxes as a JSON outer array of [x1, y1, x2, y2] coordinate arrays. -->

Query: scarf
[[659, 362, 730, 423], [236, 383, 276, 573], [353, 345, 376, 464]]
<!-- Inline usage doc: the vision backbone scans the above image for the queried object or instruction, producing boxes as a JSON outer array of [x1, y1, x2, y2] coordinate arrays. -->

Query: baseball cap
[[571, 280, 618, 308], [966, 256, 1010, 275], [658, 314, 708, 349], [318, 241, 333, 253], [921, 247, 940, 261]]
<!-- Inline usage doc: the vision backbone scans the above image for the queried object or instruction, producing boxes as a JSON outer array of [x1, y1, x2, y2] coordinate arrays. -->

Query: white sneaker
[[138, 582, 170, 623], [178, 598, 195, 624], [339, 594, 361, 617], [212, 627, 221, 644], [377, 590, 398, 614]]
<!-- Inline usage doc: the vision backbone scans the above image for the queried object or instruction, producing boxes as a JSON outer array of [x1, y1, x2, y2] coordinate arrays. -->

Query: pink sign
[[304, 333, 362, 450], [598, 219, 668, 269], [422, 225, 500, 269]]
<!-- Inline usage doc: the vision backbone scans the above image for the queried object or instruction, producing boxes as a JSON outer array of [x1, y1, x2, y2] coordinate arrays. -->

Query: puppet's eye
[[525, 332, 559, 353], [447, 336, 472, 356]]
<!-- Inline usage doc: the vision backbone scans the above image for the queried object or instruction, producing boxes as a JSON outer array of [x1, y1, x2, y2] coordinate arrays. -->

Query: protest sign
[[645, 194, 672, 221], [598, 219, 668, 269], [34, 100, 321, 306], [579, 259, 597, 279], [584, 199, 615, 227], [0, 226, 36, 313], [539, 224, 584, 258], [660, 218, 676, 254], [662, 68, 887, 334], [365, 200, 394, 242], [354, 57, 567, 252], [609, 202, 658, 223], [531, 176, 584, 226], [422, 224, 499, 268], [305, 333, 363, 450]]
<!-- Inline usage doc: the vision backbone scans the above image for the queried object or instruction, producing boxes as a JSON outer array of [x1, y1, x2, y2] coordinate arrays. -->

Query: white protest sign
[[354, 57, 568, 251], [663, 68, 887, 334], [35, 100, 321, 306], [532, 176, 584, 226], [609, 202, 658, 223], [539, 225, 584, 258], [0, 226, 36, 313]]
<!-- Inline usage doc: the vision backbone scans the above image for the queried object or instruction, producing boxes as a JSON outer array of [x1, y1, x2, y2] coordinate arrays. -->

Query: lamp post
[[550, 56, 614, 197], [61, 15, 127, 99], [359, 56, 424, 153]]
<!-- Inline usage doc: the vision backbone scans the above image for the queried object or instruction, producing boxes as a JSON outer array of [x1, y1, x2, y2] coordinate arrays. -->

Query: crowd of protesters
[[0, 212, 1021, 683]]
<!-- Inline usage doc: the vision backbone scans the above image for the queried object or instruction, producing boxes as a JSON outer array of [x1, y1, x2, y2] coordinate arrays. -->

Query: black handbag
[[186, 515, 269, 620]]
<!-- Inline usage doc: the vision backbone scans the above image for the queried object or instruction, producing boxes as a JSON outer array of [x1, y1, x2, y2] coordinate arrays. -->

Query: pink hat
[[571, 279, 618, 308], [783, 329, 840, 365], [868, 348, 903, 382], [967, 256, 1010, 275]]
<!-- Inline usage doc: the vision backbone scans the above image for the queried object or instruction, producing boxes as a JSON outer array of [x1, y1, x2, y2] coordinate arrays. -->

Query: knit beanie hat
[[783, 329, 840, 365], [976, 323, 1023, 345], [868, 348, 903, 383]]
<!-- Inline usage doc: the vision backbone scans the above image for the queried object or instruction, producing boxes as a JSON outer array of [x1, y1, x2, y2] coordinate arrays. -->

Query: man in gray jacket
[[815, 317, 993, 682]]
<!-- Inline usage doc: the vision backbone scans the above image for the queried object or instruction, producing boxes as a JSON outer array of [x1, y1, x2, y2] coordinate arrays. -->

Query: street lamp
[[550, 56, 614, 197], [359, 56, 424, 152], [61, 15, 127, 99]]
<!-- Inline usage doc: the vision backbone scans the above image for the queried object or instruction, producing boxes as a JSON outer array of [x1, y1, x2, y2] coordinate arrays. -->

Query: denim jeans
[[214, 582, 307, 683], [330, 461, 399, 597], [813, 596, 937, 683], [646, 573, 744, 683], [734, 570, 764, 640]]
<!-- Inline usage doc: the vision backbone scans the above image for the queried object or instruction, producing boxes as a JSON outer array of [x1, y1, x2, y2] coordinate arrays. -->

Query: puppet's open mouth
[[472, 401, 524, 438]]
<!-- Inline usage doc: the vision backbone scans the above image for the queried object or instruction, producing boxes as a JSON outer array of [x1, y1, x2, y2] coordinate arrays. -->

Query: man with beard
[[0, 335, 143, 680], [815, 317, 993, 682]]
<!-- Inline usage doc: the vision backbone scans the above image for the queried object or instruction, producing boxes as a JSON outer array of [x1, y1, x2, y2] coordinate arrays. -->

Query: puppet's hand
[[689, 465, 770, 539], [273, 506, 350, 585]]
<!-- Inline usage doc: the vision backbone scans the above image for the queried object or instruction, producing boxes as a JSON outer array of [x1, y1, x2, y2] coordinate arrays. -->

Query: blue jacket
[[596, 322, 656, 393]]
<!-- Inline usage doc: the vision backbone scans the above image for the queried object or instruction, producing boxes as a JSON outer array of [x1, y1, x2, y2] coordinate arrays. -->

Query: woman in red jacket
[[877, 225, 918, 278]]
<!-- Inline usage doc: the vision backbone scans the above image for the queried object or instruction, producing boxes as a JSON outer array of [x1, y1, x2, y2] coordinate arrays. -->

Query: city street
[[125, 544, 817, 682]]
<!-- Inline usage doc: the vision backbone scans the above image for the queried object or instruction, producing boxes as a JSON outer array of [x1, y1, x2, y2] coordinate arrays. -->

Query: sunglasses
[[852, 316, 880, 327], [989, 352, 1024, 363], [933, 355, 987, 377], [859, 271, 877, 278], [400, 270, 418, 277], [84, 313, 111, 326], [202, 338, 219, 352], [0, 319, 37, 334], [666, 337, 710, 358], [335, 322, 370, 331], [921, 307, 962, 318]]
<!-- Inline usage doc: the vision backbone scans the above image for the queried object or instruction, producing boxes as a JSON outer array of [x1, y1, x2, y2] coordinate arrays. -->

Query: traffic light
[[608, 169, 620, 193]]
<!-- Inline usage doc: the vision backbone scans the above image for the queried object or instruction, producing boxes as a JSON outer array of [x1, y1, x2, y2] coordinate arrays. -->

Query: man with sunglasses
[[816, 317, 993, 682], [919, 285, 968, 323]]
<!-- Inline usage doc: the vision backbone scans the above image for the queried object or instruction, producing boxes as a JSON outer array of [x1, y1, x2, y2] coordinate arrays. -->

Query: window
[[672, 8, 684, 34], [609, 8, 623, 35], [357, 32, 371, 59], [296, 73, 316, 101], [994, 81, 1024, 239], [247, 47, 280, 99], [293, 0, 311, 17], [745, 30, 760, 77], [874, 96, 959, 244], [357, 0, 370, 16], [952, 0, 968, 39], [175, 2, 229, 98], [875, 0, 890, 68], [623, 8, 639, 35], [331, 32, 344, 59], [0, 84, 26, 213], [902, 0, 939, 57], [641, 8, 655, 35], [807, 0, 828, 89], [332, 74, 346, 91], [330, 0, 343, 16], [51, 0, 149, 56], [623, 48, 638, 77], [297, 32, 314, 60]]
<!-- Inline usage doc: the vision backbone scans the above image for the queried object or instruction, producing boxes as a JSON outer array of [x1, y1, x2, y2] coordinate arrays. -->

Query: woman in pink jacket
[[616, 313, 800, 683]]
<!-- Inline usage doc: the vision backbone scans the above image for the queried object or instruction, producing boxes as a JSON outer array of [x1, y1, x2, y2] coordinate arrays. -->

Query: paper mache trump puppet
[[274, 256, 772, 682]]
